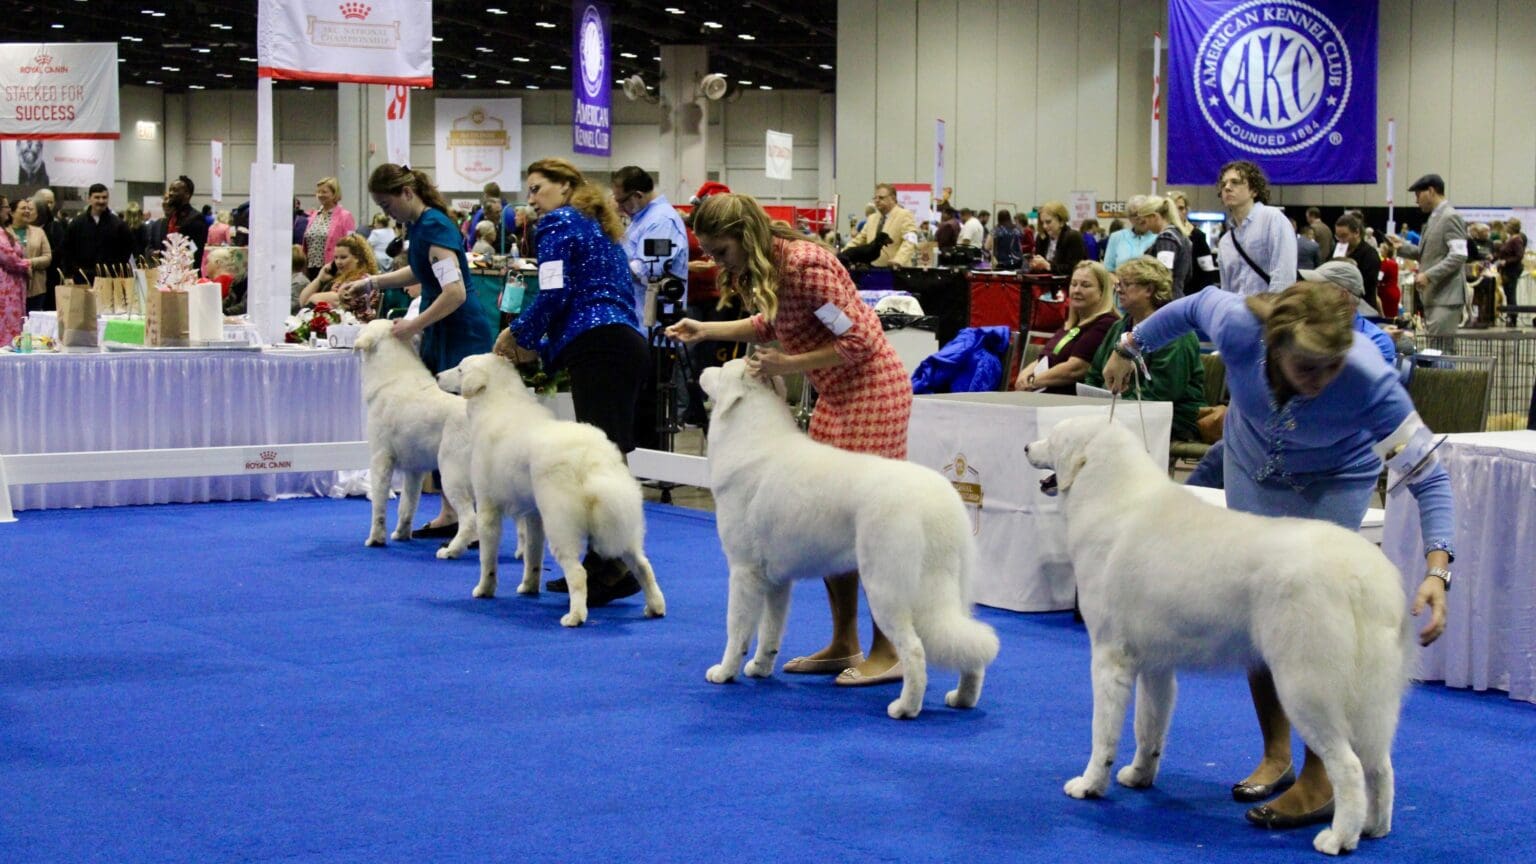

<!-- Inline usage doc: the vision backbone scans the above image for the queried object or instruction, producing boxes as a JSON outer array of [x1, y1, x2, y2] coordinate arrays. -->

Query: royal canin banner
[[1167, 0, 1377, 184], [257, 0, 432, 87], [0, 43, 119, 140]]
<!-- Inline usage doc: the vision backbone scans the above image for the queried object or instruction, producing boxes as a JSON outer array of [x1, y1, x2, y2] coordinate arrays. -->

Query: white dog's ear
[[460, 364, 488, 399], [699, 367, 720, 397], [1055, 453, 1089, 491]]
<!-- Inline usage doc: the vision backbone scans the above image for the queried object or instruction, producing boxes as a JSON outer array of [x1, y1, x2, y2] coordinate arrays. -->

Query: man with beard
[[62, 183, 132, 280]]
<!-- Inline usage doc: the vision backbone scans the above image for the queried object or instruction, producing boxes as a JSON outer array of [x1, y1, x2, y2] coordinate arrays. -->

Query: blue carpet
[[1, 496, 1532, 863]]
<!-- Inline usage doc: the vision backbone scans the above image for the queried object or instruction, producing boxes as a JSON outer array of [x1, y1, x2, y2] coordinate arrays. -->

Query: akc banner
[[1, 138, 113, 187], [0, 43, 119, 139], [434, 98, 521, 193], [1167, 0, 1377, 185], [257, 0, 432, 86], [571, 1, 611, 156]]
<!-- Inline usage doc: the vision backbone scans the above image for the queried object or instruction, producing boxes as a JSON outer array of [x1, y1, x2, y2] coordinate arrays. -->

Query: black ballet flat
[[1245, 798, 1334, 830], [411, 522, 459, 539], [1231, 765, 1296, 802]]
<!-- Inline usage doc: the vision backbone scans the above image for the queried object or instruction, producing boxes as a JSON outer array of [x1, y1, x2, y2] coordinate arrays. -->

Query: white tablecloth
[[0, 348, 363, 510], [1383, 431, 1536, 702], [907, 392, 1172, 612], [22, 311, 264, 346]]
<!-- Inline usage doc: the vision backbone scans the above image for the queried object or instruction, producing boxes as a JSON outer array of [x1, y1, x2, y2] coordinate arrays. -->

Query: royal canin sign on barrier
[[0, 43, 119, 139], [257, 0, 433, 86]]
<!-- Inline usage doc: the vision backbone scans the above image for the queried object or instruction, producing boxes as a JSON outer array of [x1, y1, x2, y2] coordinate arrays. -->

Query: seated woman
[[299, 234, 380, 322], [1086, 256, 1206, 441], [1015, 259, 1118, 394]]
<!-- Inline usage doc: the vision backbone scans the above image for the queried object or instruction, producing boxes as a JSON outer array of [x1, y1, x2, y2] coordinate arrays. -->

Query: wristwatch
[[1426, 567, 1452, 591]]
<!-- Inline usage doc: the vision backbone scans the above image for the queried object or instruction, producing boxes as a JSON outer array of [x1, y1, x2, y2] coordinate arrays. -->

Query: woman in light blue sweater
[[1103, 281, 1452, 831]]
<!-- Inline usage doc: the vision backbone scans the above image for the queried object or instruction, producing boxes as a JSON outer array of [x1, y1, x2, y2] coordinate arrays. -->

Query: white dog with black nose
[[1025, 416, 1412, 856], [353, 319, 477, 554], [698, 359, 999, 720], [437, 353, 665, 628]]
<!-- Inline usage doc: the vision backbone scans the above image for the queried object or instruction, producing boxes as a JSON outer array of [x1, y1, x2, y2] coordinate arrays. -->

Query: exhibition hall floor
[[2, 497, 1529, 862]]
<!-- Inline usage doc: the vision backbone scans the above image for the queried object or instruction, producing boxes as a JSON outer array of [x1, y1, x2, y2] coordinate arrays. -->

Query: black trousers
[[557, 323, 649, 454]]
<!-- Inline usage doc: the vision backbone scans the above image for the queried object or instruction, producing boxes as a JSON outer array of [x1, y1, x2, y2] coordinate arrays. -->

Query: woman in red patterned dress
[[667, 193, 914, 686]]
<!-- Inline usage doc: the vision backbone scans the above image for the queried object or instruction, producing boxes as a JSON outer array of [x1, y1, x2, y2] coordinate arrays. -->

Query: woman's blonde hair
[[291, 244, 306, 273], [1245, 281, 1354, 358], [692, 192, 829, 320], [1165, 190, 1195, 235], [1039, 200, 1069, 225], [1065, 260, 1119, 329], [525, 157, 624, 242], [1135, 195, 1176, 224], [316, 177, 341, 201], [332, 233, 380, 283], [1115, 256, 1175, 308]]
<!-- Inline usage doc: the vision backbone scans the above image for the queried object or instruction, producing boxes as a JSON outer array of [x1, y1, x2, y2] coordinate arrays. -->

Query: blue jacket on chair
[[911, 326, 1011, 394]]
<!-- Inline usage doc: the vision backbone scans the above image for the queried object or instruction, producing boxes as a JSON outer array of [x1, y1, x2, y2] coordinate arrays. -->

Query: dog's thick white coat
[[698, 360, 999, 719], [1025, 417, 1414, 856], [440, 354, 664, 627], [354, 319, 477, 553]]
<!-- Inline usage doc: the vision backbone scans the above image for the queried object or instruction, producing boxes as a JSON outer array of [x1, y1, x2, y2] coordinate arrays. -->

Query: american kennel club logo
[[447, 107, 511, 184], [307, 2, 401, 51], [245, 449, 293, 471], [1194, 0, 1353, 156], [943, 453, 983, 536]]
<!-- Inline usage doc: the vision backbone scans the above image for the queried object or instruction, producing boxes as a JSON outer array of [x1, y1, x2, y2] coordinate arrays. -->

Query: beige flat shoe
[[781, 652, 865, 674], [835, 660, 904, 687]]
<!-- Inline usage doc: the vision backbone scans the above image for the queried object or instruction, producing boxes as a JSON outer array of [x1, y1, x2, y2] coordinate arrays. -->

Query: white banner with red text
[[383, 84, 410, 165], [210, 139, 224, 202], [256, 0, 433, 86], [1, 138, 112, 187], [0, 43, 119, 139], [765, 130, 793, 181]]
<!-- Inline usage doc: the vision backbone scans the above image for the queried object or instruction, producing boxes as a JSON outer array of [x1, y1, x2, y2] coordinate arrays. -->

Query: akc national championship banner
[[0, 43, 119, 139], [1167, 0, 1377, 185], [257, 0, 433, 86], [434, 98, 522, 193]]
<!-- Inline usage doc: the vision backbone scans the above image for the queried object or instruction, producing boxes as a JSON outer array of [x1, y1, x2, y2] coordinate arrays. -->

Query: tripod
[[642, 323, 700, 503]]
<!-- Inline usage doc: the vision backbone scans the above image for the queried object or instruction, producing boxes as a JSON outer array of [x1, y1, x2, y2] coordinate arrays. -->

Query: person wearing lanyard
[[340, 163, 495, 537], [1015, 260, 1119, 393], [1101, 281, 1452, 830]]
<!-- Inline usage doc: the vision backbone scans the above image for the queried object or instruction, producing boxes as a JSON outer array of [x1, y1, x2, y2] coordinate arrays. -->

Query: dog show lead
[[666, 192, 913, 687], [1102, 281, 1453, 831], [341, 163, 496, 539]]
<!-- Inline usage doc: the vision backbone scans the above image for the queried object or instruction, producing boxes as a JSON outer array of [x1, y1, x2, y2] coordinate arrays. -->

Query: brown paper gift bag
[[113, 274, 133, 315], [60, 281, 100, 348], [151, 290, 191, 345]]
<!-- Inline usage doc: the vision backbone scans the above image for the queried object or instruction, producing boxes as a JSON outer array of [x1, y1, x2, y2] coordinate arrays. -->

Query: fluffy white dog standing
[[439, 353, 665, 628], [1025, 417, 1413, 856], [354, 319, 476, 554], [697, 360, 999, 719]]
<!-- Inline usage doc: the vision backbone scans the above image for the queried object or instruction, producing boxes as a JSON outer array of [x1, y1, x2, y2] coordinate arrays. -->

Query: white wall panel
[[1034, 2, 1079, 205], [956, 0, 999, 211], [838, 0, 880, 210], [1493, 0, 1536, 207], [915, 0, 958, 193], [993, 0, 1038, 212], [875, 0, 918, 185]]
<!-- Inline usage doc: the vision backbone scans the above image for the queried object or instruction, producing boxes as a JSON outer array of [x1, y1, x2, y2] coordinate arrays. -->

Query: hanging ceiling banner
[[571, 1, 612, 157], [256, 0, 433, 86], [0, 43, 119, 140], [1167, 0, 1378, 185], [435, 98, 522, 193], [765, 130, 793, 180], [384, 84, 411, 165], [210, 140, 224, 203]]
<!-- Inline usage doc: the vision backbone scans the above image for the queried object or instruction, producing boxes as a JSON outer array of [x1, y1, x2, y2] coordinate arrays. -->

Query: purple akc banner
[[1167, 0, 1378, 185], [572, 1, 611, 156]]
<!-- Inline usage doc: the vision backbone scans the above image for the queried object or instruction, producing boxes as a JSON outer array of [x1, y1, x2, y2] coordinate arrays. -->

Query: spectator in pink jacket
[[301, 177, 357, 279]]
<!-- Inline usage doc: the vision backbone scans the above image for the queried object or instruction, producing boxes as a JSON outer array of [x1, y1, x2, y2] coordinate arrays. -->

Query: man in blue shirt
[[611, 166, 689, 328]]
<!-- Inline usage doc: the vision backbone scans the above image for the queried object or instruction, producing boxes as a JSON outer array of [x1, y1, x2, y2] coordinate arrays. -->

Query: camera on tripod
[[641, 237, 687, 329]]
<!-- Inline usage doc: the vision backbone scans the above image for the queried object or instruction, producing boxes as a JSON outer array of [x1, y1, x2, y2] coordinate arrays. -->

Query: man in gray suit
[[1393, 173, 1466, 344]]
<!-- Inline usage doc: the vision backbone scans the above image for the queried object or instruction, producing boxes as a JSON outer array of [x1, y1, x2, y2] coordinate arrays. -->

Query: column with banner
[[255, 0, 433, 344], [1166, 0, 1377, 185], [0, 43, 119, 188], [572, 2, 611, 157]]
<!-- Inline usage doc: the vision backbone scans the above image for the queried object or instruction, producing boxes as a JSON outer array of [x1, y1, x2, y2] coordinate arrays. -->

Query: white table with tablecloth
[[1383, 431, 1536, 702], [906, 392, 1173, 612], [0, 347, 363, 510]]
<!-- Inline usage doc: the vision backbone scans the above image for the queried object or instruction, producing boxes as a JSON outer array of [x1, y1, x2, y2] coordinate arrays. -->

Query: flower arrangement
[[284, 302, 360, 343]]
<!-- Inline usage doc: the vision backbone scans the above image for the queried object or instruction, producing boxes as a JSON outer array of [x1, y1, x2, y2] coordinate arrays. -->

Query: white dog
[[697, 360, 999, 719], [1025, 417, 1413, 855], [354, 319, 476, 554], [437, 353, 665, 628]]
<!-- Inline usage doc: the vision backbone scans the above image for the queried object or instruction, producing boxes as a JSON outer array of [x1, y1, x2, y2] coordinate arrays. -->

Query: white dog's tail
[[1344, 558, 1418, 769], [914, 538, 999, 672], [579, 458, 646, 560]]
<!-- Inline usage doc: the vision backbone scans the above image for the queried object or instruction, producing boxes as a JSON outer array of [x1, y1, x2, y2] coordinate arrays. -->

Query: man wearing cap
[[840, 183, 916, 267], [1393, 174, 1467, 343]]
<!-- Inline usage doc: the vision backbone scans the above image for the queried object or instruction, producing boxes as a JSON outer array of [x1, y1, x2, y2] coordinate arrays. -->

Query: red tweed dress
[[750, 238, 913, 459]]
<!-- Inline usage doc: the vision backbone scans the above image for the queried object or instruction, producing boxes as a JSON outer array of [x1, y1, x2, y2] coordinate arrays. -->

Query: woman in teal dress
[[341, 164, 494, 536]]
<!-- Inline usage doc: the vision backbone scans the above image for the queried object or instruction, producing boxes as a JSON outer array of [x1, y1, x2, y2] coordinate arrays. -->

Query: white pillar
[[658, 45, 709, 201]]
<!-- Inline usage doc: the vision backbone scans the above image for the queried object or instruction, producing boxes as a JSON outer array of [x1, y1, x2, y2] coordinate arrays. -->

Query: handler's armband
[[1373, 411, 1438, 476], [431, 256, 462, 287]]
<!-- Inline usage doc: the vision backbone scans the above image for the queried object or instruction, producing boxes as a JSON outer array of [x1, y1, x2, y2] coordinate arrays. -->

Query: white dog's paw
[[644, 599, 667, 619], [706, 664, 736, 684], [944, 688, 979, 709], [472, 580, 496, 599], [435, 547, 453, 560], [1363, 812, 1392, 839], [560, 610, 586, 628], [1116, 764, 1156, 789], [516, 580, 539, 595], [1064, 776, 1106, 799], [390, 527, 412, 541], [886, 698, 922, 720], [1312, 827, 1357, 856], [743, 658, 774, 677], [364, 534, 386, 547]]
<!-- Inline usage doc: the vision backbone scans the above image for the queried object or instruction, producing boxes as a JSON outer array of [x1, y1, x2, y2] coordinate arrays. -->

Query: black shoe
[[412, 522, 458, 539], [1231, 765, 1296, 802], [438, 540, 478, 551], [586, 573, 642, 607], [545, 577, 568, 593], [1245, 798, 1334, 830]]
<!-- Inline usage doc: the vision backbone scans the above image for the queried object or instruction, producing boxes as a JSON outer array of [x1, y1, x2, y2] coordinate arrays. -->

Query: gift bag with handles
[[150, 290, 191, 345], [60, 280, 100, 348]]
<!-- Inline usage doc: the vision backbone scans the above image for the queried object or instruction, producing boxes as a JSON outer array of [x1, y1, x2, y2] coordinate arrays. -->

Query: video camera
[[641, 238, 687, 329]]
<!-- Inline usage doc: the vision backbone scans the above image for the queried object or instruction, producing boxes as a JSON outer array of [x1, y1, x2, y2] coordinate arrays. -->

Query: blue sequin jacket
[[509, 206, 640, 368]]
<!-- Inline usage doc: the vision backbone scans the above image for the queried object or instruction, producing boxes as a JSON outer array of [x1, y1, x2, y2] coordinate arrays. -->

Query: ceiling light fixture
[[819, 63, 833, 70], [665, 7, 685, 13], [619, 52, 637, 59], [551, 64, 566, 70], [526, 85, 540, 90], [703, 21, 723, 29], [738, 34, 755, 40], [495, 79, 511, 85], [487, 7, 507, 13], [476, 46, 493, 53], [535, 21, 556, 28]]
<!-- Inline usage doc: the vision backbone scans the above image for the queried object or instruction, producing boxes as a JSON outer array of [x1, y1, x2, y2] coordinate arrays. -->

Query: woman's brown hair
[[691, 192, 830, 320], [367, 163, 450, 215], [1245, 281, 1354, 358], [525, 157, 624, 242]]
